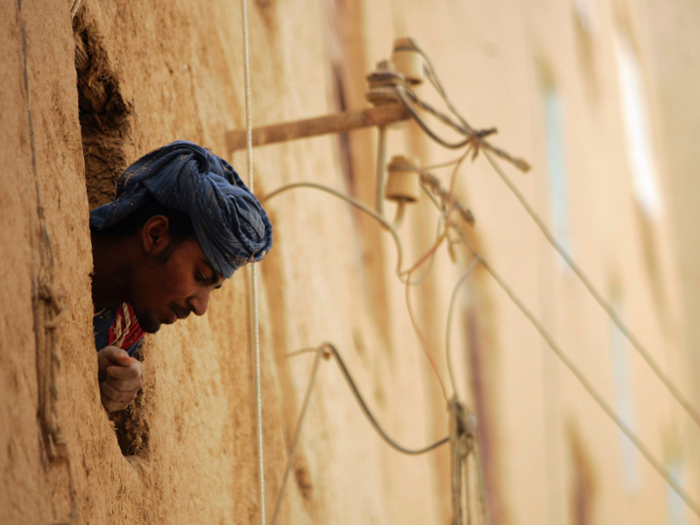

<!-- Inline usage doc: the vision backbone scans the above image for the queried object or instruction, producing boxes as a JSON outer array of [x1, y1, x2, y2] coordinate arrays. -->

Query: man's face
[[129, 237, 225, 334]]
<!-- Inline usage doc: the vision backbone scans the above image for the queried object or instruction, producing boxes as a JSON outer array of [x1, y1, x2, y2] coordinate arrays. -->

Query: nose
[[187, 289, 212, 316]]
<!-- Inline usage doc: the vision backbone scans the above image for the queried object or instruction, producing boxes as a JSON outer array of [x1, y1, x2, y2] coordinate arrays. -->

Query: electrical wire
[[389, 58, 530, 172], [483, 150, 700, 432], [445, 258, 479, 399], [420, 153, 473, 174], [397, 42, 700, 518], [262, 182, 404, 277], [270, 346, 326, 525], [376, 125, 388, 217], [264, 178, 480, 412], [324, 343, 450, 455], [404, 137, 700, 515], [405, 44, 698, 437], [448, 147, 473, 194], [260, 155, 490, 521], [404, 234, 450, 402], [409, 38, 475, 134], [447, 224, 700, 518], [464, 452, 472, 525], [255, 37, 700, 523], [263, 181, 451, 401], [403, 213, 446, 287], [473, 441, 489, 525], [394, 86, 473, 150], [402, 88, 473, 137], [270, 342, 450, 524], [266, 173, 474, 405], [240, 1, 266, 523]]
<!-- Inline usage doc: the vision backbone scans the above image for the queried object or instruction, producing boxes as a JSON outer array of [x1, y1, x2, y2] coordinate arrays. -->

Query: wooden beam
[[226, 104, 410, 151]]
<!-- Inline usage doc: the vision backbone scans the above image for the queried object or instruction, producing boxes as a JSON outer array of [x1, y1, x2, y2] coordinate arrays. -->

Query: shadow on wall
[[567, 421, 597, 525]]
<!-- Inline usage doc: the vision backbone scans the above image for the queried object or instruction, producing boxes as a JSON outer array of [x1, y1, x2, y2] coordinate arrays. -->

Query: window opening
[[73, 10, 146, 456], [614, 31, 667, 315], [609, 293, 641, 492], [567, 424, 597, 525], [574, 0, 598, 34], [73, 13, 131, 210], [666, 460, 689, 525], [614, 33, 663, 219], [543, 86, 573, 268]]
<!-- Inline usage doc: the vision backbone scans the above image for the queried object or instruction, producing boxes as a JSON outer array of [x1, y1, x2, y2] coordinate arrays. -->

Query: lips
[[171, 306, 190, 321], [164, 308, 178, 324]]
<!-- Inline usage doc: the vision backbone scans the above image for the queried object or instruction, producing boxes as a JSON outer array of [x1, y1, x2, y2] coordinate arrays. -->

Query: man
[[89, 141, 273, 412]]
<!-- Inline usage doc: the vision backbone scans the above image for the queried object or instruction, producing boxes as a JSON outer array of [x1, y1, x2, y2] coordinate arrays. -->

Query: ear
[[140, 215, 171, 256]]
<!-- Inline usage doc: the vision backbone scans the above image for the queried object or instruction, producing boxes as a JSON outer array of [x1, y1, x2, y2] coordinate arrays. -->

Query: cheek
[[155, 265, 191, 300], [134, 260, 190, 307], [158, 258, 200, 302]]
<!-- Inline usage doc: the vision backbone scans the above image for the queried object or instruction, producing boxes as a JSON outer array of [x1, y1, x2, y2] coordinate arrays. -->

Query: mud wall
[[1, 0, 698, 524], [1, 0, 465, 523]]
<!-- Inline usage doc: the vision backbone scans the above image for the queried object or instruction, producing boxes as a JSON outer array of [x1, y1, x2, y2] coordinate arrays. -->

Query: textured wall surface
[[1, 0, 698, 524]]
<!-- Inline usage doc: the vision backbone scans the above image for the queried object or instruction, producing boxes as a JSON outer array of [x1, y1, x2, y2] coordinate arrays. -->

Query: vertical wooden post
[[450, 397, 468, 525]]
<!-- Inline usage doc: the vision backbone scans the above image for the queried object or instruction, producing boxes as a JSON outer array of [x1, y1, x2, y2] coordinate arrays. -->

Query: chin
[[135, 311, 162, 334]]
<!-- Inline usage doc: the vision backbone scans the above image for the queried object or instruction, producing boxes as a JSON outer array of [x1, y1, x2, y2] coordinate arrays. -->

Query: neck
[[90, 232, 132, 310]]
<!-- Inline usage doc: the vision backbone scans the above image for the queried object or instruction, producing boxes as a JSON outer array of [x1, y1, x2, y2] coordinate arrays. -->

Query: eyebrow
[[201, 258, 224, 287]]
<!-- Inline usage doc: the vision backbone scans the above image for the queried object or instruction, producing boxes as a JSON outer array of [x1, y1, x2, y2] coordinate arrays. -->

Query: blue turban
[[89, 140, 273, 278]]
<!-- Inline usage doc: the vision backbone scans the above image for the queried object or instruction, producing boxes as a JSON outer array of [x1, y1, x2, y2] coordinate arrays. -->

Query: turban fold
[[89, 140, 273, 278]]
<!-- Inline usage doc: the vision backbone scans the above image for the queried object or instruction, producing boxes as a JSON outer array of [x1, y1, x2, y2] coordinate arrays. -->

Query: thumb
[[114, 353, 135, 366], [102, 346, 134, 366]]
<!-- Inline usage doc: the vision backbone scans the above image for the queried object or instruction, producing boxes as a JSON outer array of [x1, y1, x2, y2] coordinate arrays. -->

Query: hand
[[96, 346, 145, 412]]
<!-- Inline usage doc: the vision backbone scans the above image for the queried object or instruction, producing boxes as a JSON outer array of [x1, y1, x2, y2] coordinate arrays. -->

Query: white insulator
[[385, 155, 420, 203], [365, 64, 404, 106], [391, 38, 424, 85], [365, 86, 400, 106]]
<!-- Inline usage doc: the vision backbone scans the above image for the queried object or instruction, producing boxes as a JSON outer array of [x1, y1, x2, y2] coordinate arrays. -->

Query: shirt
[[93, 302, 146, 357]]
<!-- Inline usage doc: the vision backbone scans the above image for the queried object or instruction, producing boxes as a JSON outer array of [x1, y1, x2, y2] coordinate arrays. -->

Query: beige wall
[[1, 0, 698, 524], [648, 0, 700, 424]]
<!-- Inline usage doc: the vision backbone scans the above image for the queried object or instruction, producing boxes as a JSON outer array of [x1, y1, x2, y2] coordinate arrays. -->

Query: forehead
[[177, 238, 207, 261]]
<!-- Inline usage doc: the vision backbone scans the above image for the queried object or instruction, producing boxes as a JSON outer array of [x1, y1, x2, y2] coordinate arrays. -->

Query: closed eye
[[200, 258, 225, 289], [196, 269, 222, 289]]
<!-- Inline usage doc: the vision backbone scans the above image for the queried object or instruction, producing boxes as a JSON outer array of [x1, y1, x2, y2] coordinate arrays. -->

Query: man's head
[[89, 141, 273, 333], [92, 199, 225, 333]]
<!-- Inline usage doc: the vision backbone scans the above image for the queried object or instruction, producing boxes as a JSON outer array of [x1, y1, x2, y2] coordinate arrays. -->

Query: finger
[[105, 375, 143, 393], [106, 362, 144, 380], [100, 380, 139, 404], [114, 354, 135, 366], [100, 346, 133, 366], [100, 382, 137, 405], [101, 395, 128, 413]]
